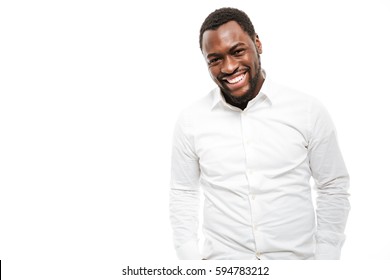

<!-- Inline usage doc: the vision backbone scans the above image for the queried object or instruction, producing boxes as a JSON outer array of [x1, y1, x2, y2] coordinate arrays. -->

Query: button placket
[[242, 109, 263, 258]]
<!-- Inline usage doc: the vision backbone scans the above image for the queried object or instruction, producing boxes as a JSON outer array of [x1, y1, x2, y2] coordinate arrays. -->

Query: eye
[[233, 49, 245, 55], [208, 57, 222, 65]]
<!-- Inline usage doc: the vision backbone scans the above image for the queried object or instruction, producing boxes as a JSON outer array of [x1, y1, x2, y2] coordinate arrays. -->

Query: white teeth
[[226, 73, 245, 84]]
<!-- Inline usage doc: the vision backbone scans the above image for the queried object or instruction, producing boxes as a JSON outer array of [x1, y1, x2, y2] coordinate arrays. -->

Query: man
[[170, 7, 350, 260]]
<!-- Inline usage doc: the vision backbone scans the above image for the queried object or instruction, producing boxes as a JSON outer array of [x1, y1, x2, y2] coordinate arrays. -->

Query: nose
[[220, 55, 238, 75]]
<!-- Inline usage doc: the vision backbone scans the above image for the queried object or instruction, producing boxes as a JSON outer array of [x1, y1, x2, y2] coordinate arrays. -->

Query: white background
[[1, 0, 389, 279]]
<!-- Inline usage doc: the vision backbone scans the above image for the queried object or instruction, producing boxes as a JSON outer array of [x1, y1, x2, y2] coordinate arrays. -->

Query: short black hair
[[199, 7, 256, 50]]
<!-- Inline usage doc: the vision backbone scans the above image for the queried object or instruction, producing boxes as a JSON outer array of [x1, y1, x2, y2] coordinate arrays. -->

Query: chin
[[228, 88, 250, 99], [231, 91, 247, 98]]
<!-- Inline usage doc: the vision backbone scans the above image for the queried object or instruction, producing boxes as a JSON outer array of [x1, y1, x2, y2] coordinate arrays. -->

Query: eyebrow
[[206, 42, 247, 59]]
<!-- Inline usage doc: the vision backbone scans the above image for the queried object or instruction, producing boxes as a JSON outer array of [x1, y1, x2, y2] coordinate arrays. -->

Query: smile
[[224, 72, 247, 84]]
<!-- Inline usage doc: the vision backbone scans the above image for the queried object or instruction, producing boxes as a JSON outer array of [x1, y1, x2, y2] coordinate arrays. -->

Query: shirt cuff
[[175, 240, 202, 260], [315, 243, 341, 260]]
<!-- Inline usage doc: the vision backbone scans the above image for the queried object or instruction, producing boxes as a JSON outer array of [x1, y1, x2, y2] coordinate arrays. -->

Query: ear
[[254, 34, 262, 54]]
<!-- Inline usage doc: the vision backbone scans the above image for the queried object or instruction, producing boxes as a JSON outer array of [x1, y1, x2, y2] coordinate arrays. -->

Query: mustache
[[218, 67, 249, 80]]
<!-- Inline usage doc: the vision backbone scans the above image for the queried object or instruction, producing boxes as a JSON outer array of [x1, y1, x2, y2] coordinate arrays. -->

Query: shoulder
[[173, 89, 216, 135], [267, 80, 328, 113], [269, 80, 317, 104], [176, 88, 216, 120], [272, 82, 334, 133]]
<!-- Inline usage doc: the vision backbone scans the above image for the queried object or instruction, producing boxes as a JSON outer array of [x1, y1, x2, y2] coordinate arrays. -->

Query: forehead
[[202, 21, 253, 54]]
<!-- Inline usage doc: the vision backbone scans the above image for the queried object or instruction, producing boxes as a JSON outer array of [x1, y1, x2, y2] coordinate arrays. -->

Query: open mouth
[[221, 72, 248, 92], [224, 72, 246, 84]]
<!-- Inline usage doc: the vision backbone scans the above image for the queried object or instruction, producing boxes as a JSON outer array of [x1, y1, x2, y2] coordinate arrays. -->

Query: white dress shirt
[[169, 73, 350, 260]]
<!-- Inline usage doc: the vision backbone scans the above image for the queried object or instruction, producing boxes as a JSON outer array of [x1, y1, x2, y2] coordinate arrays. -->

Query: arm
[[169, 112, 202, 259], [308, 99, 350, 260]]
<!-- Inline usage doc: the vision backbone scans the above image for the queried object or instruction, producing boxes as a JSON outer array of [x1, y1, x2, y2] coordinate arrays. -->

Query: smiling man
[[202, 20, 263, 110], [169, 7, 350, 260]]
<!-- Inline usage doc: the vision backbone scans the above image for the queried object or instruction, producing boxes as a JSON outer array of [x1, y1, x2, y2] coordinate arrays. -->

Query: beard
[[220, 64, 262, 109]]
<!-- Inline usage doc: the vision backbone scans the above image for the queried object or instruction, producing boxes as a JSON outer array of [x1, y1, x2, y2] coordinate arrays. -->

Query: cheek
[[208, 68, 220, 81], [249, 55, 260, 74]]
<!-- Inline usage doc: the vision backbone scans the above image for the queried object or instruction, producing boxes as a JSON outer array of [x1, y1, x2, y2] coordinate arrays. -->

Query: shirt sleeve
[[169, 112, 202, 259], [308, 98, 351, 260]]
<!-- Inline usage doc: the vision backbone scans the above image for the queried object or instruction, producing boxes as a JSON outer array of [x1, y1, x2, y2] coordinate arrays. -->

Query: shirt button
[[251, 194, 256, 200], [256, 252, 261, 258]]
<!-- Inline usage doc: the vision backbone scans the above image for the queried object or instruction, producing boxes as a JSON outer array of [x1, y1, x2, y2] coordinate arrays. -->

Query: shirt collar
[[211, 69, 273, 111]]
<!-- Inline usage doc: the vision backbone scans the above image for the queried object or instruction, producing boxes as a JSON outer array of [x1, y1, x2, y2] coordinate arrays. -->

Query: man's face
[[201, 21, 263, 104]]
